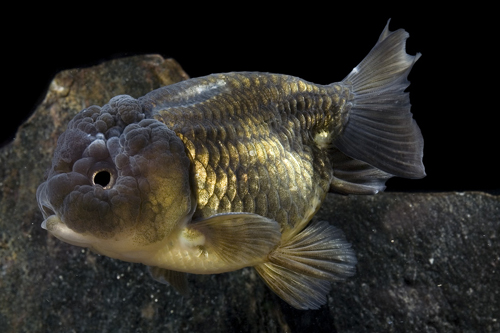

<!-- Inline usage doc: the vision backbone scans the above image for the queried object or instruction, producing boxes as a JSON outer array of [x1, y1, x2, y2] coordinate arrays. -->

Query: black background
[[3, 9, 497, 193]]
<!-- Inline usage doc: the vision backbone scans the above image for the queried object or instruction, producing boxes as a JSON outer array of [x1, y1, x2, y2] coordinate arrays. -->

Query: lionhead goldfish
[[36, 20, 424, 310]]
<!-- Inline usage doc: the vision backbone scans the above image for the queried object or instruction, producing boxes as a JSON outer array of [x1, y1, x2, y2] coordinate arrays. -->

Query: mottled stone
[[1, 55, 498, 332], [318, 192, 499, 332]]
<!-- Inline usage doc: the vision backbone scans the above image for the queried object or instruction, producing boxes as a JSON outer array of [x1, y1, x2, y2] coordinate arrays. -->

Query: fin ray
[[269, 220, 357, 280], [255, 220, 357, 309], [330, 148, 392, 194], [191, 213, 281, 269], [255, 263, 331, 310], [335, 19, 425, 179], [148, 266, 190, 296]]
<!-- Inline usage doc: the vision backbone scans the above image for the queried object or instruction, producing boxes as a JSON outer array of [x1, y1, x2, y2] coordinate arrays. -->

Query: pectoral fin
[[148, 266, 189, 296], [186, 213, 281, 271]]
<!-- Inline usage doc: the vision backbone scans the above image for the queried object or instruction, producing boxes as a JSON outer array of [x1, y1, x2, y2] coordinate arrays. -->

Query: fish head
[[36, 95, 195, 260]]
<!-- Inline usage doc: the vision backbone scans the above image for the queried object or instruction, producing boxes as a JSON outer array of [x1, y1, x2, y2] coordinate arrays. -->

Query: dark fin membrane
[[335, 19, 425, 179], [255, 220, 357, 310], [255, 263, 331, 310], [330, 148, 393, 194], [148, 266, 190, 296]]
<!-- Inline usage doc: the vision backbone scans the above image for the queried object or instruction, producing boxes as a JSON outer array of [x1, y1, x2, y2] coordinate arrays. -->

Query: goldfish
[[36, 20, 424, 310]]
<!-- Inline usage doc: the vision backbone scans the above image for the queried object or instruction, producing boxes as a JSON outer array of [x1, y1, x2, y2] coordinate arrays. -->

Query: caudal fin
[[334, 20, 425, 182]]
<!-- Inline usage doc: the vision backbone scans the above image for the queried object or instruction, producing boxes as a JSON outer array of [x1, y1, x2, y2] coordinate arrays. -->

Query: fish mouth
[[41, 214, 97, 248], [36, 187, 89, 246], [40, 205, 56, 224]]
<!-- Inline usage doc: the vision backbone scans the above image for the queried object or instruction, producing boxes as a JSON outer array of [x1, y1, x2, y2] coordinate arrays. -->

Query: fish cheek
[[52, 156, 140, 238], [142, 158, 193, 243], [119, 120, 193, 244], [60, 176, 142, 238], [45, 173, 86, 208], [61, 185, 113, 235]]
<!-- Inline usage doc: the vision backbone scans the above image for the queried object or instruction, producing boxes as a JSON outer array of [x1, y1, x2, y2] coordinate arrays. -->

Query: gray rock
[[1, 55, 498, 332]]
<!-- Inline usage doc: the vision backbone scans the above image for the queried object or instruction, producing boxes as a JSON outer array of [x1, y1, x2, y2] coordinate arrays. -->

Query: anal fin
[[255, 220, 357, 310], [329, 148, 393, 194]]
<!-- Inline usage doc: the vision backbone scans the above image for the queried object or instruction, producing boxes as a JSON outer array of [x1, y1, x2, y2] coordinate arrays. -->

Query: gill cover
[[36, 95, 193, 247]]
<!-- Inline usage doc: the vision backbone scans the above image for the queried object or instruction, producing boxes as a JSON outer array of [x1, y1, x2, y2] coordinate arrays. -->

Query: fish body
[[36, 21, 424, 309]]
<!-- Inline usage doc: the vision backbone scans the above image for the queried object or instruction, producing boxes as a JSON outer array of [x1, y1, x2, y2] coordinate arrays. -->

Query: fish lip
[[41, 214, 96, 248], [41, 214, 62, 232]]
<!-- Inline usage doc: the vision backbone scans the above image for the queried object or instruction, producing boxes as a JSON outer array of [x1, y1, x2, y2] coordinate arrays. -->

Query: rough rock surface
[[1, 55, 498, 332]]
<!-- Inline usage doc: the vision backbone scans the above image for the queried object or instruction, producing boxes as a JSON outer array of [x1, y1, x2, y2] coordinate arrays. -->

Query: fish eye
[[92, 169, 114, 189]]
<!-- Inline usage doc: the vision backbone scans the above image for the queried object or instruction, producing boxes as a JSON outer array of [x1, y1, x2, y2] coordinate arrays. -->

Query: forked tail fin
[[334, 20, 425, 184]]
